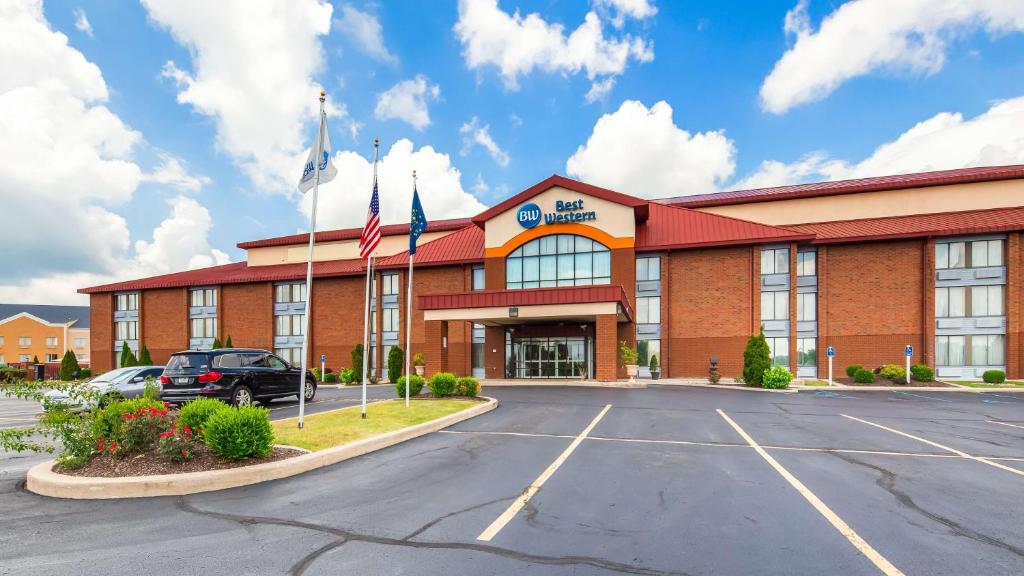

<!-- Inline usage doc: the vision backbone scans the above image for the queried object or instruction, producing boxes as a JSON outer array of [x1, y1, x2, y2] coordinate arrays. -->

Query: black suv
[[160, 348, 316, 406]]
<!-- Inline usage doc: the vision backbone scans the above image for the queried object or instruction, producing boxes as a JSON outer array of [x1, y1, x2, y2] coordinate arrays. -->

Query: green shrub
[[79, 368, 91, 378], [845, 364, 864, 378], [761, 365, 793, 389], [853, 368, 876, 383], [225, 335, 234, 348], [619, 340, 638, 366], [910, 364, 933, 382], [119, 342, 138, 368], [743, 329, 772, 387], [311, 367, 322, 381], [42, 408, 95, 468], [0, 366, 28, 382], [324, 372, 339, 383], [428, 372, 457, 397], [58, 350, 79, 381], [138, 344, 153, 365], [158, 425, 198, 463], [177, 397, 228, 438], [116, 405, 172, 455], [456, 376, 480, 397], [983, 370, 1006, 384], [395, 374, 425, 398], [351, 344, 364, 383], [211, 338, 223, 349], [341, 368, 356, 384], [413, 352, 425, 366], [879, 364, 906, 382], [649, 354, 659, 372], [91, 397, 167, 441], [387, 346, 404, 383], [203, 405, 274, 461]]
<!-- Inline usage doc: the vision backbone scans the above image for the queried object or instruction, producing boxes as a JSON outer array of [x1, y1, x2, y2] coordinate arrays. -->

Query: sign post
[[320, 354, 326, 383], [905, 345, 913, 385], [826, 346, 835, 386]]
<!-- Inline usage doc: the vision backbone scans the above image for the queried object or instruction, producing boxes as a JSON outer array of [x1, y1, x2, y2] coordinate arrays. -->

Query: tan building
[[0, 305, 91, 367]]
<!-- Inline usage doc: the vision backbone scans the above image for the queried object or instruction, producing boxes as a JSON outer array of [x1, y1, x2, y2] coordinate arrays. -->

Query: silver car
[[41, 366, 165, 410]]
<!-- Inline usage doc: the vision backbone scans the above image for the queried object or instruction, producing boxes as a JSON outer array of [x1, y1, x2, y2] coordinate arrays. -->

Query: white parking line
[[476, 404, 612, 542], [842, 414, 1024, 478], [718, 409, 904, 576], [989, 420, 1024, 430]]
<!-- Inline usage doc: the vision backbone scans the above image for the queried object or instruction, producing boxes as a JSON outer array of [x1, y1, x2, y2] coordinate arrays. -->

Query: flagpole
[[297, 91, 326, 429], [405, 170, 417, 408], [361, 137, 380, 419]]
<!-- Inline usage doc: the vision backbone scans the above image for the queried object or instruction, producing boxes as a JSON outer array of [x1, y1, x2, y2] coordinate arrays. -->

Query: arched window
[[506, 234, 611, 289]]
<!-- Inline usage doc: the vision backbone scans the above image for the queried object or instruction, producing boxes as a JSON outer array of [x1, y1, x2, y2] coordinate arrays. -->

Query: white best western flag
[[298, 110, 338, 193]]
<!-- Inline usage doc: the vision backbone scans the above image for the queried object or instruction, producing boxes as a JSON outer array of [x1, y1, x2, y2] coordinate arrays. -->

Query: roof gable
[[471, 175, 649, 226], [0, 304, 90, 328], [635, 203, 811, 250], [378, 226, 483, 269]]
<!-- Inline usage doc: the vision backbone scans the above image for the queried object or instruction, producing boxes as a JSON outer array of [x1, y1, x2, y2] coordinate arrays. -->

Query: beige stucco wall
[[484, 186, 636, 249], [424, 301, 620, 322], [246, 230, 455, 266], [694, 179, 1024, 225]]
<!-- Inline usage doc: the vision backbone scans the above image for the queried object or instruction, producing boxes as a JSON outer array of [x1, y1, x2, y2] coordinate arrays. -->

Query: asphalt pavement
[[1, 385, 1022, 575]]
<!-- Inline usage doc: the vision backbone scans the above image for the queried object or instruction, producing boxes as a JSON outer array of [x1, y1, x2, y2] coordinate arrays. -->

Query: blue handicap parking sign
[[320, 354, 326, 363], [826, 346, 835, 358], [905, 345, 913, 357]]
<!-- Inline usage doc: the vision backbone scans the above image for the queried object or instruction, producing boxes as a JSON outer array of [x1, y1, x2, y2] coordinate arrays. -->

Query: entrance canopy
[[419, 285, 633, 326]]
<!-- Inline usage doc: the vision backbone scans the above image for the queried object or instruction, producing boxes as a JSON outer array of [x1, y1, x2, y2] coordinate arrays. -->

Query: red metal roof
[[237, 217, 473, 249], [79, 259, 367, 294], [377, 225, 483, 269], [471, 175, 649, 226], [786, 206, 1024, 244], [419, 284, 633, 321], [635, 202, 811, 250], [663, 164, 1024, 209]]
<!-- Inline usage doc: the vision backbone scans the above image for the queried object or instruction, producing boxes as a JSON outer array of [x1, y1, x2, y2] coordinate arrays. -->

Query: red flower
[[181, 425, 192, 434], [180, 450, 188, 457]]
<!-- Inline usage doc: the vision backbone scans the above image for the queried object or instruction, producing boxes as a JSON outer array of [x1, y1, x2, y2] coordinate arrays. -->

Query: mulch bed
[[56, 444, 305, 478], [837, 377, 953, 388]]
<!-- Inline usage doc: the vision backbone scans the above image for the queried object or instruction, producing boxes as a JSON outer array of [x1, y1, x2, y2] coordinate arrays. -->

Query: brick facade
[[90, 293, 114, 373], [310, 276, 366, 373], [1007, 233, 1022, 378], [140, 288, 188, 365], [221, 284, 274, 351]]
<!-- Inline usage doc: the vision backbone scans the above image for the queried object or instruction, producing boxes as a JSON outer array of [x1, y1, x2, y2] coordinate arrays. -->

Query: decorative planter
[[650, 370, 661, 381], [414, 365, 425, 377], [625, 364, 639, 383]]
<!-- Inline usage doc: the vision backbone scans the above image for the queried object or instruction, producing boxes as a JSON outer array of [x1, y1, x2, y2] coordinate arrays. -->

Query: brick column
[[751, 246, 761, 335], [661, 252, 671, 377], [424, 320, 447, 376], [374, 270, 384, 378], [922, 238, 936, 369], [485, 325, 504, 379], [817, 246, 829, 378], [789, 243, 798, 375], [1007, 233, 1022, 378], [596, 314, 618, 381]]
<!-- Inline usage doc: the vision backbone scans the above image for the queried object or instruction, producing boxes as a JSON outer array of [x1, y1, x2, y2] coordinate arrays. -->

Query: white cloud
[[145, 153, 211, 192], [374, 75, 440, 130], [453, 0, 653, 98], [134, 195, 230, 274], [334, 4, 396, 64], [761, 0, 1024, 114], [593, 0, 658, 28], [0, 0, 226, 304], [143, 0, 342, 193], [566, 100, 735, 198], [303, 139, 487, 230], [738, 96, 1024, 188], [460, 116, 510, 167], [73, 7, 93, 37], [584, 76, 615, 103]]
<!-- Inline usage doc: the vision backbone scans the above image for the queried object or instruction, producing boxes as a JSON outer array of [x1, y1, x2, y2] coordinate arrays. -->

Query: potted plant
[[413, 352, 425, 376], [649, 354, 660, 380], [619, 340, 639, 383]]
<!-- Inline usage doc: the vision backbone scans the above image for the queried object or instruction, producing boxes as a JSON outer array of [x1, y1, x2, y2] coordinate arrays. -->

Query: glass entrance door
[[508, 336, 591, 379]]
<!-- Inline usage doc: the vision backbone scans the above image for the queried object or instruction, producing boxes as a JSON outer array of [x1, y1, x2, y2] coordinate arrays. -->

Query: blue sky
[[4, 0, 1024, 303]]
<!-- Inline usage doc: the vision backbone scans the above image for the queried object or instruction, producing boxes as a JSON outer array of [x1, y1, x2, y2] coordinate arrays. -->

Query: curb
[[794, 385, 1024, 393], [651, 382, 796, 394], [483, 381, 646, 389], [26, 397, 498, 500]]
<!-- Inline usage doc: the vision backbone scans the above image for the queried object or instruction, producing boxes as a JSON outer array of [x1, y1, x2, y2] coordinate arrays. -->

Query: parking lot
[[1, 385, 1022, 575]]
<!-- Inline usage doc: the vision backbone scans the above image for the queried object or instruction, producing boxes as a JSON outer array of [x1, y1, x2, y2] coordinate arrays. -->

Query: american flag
[[358, 179, 381, 259]]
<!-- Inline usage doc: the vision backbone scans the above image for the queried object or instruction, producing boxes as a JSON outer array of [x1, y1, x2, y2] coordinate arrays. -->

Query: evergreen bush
[[845, 364, 864, 378], [351, 344, 364, 382], [853, 368, 876, 383], [225, 335, 234, 348], [387, 346, 404, 383], [456, 376, 480, 397], [119, 342, 138, 368], [177, 397, 228, 438], [59, 349, 80, 381], [428, 372, 457, 397], [138, 344, 153, 365], [910, 364, 933, 382], [742, 329, 772, 387], [395, 374, 425, 398], [983, 370, 1006, 384], [203, 405, 274, 460], [211, 338, 223, 350]]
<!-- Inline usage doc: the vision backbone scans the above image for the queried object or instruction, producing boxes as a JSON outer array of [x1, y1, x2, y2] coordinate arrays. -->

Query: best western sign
[[517, 199, 597, 229]]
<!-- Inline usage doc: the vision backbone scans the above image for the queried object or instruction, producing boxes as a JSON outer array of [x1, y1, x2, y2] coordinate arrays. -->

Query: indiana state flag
[[298, 110, 338, 193], [409, 184, 428, 255]]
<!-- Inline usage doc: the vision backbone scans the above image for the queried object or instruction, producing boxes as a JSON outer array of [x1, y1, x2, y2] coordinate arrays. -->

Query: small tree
[[387, 346, 404, 383], [119, 342, 138, 368], [742, 328, 772, 387], [225, 335, 234, 348], [211, 338, 223, 350], [649, 354, 659, 372], [138, 343, 153, 365], [59, 349, 80, 381], [351, 344, 364, 382], [32, 355, 40, 364], [619, 340, 638, 367]]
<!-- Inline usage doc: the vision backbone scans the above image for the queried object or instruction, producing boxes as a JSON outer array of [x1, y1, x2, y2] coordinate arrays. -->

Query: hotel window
[[796, 251, 816, 276], [191, 317, 217, 339], [276, 314, 304, 337], [636, 256, 661, 281], [275, 348, 302, 365], [190, 288, 217, 307], [472, 266, 485, 290], [115, 321, 138, 341], [936, 239, 1002, 269], [0, 336, 3, 347], [382, 273, 399, 295], [383, 308, 400, 332], [760, 248, 789, 275], [636, 296, 661, 325], [971, 285, 1003, 316], [275, 283, 307, 303], [761, 292, 788, 321], [936, 335, 965, 366], [45, 337, 58, 348], [971, 335, 1005, 366], [506, 234, 611, 289], [0, 355, 4, 365], [766, 337, 789, 367], [115, 293, 138, 311], [19, 337, 31, 347], [46, 354, 59, 362], [796, 293, 815, 322], [935, 286, 966, 318], [20, 354, 31, 363], [969, 240, 1003, 268], [637, 339, 660, 369], [797, 338, 816, 368], [73, 337, 87, 348]]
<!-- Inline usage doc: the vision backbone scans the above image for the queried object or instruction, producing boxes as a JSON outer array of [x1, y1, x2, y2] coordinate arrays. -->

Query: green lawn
[[949, 380, 1024, 389], [801, 379, 831, 387], [272, 399, 478, 452]]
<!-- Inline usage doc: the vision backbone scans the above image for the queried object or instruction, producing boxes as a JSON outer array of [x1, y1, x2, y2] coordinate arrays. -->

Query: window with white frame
[[936, 239, 1002, 269], [935, 287, 965, 318], [796, 293, 815, 321], [0, 355, 5, 365], [190, 288, 217, 307], [191, 317, 217, 339], [73, 337, 87, 348], [796, 251, 816, 276], [766, 337, 789, 367], [636, 296, 661, 324], [19, 337, 31, 347], [45, 337, 57, 348], [0, 336, 4, 347], [936, 335, 965, 366], [636, 256, 661, 281], [637, 339, 660, 369], [506, 234, 611, 289], [275, 348, 302, 365], [115, 293, 138, 311], [115, 321, 138, 341], [383, 308, 400, 332], [46, 353, 58, 362], [382, 273, 399, 295], [761, 291, 788, 321], [797, 338, 816, 367], [970, 285, 1003, 316], [760, 248, 789, 275], [275, 314, 304, 337], [971, 335, 1005, 366], [472, 266, 485, 290], [19, 354, 31, 362], [274, 283, 306, 303], [970, 240, 1003, 268]]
